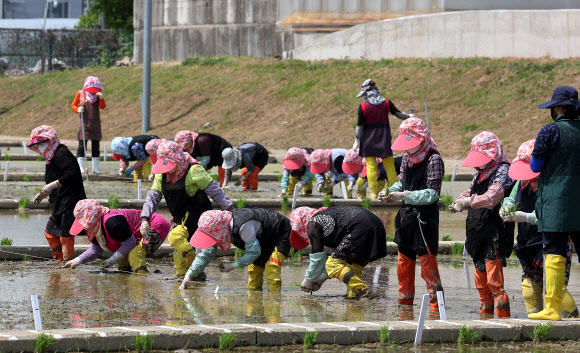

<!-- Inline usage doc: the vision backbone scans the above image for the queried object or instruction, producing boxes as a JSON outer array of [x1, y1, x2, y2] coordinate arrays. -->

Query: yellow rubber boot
[[128, 245, 148, 274], [303, 180, 313, 196], [265, 248, 286, 291], [248, 264, 265, 291], [133, 167, 144, 182], [324, 176, 333, 196], [522, 278, 543, 314], [287, 176, 298, 196], [561, 286, 579, 318], [326, 256, 368, 298], [141, 157, 152, 181], [382, 156, 397, 187], [356, 177, 366, 199], [365, 157, 379, 199], [168, 224, 196, 277], [529, 254, 566, 321]]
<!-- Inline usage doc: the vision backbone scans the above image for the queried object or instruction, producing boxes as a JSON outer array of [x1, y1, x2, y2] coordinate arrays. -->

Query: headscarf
[[145, 138, 166, 157], [28, 125, 63, 164], [73, 199, 109, 248], [157, 140, 191, 184], [470, 131, 509, 183], [513, 140, 538, 192], [289, 207, 327, 246], [398, 118, 439, 167], [111, 137, 132, 159], [357, 79, 386, 105], [175, 130, 199, 155], [83, 76, 103, 104], [310, 149, 332, 173], [197, 210, 233, 252]]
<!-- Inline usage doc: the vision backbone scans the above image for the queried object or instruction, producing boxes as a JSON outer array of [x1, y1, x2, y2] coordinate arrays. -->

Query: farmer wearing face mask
[[379, 118, 444, 309], [310, 148, 358, 198], [64, 199, 170, 273], [222, 142, 269, 191], [289, 206, 386, 299], [175, 131, 232, 185], [181, 208, 291, 291], [353, 79, 410, 199], [280, 147, 315, 197], [71, 76, 106, 174], [501, 140, 578, 318], [111, 135, 158, 182], [527, 86, 580, 321], [27, 125, 86, 262], [141, 140, 234, 278], [450, 131, 515, 318]]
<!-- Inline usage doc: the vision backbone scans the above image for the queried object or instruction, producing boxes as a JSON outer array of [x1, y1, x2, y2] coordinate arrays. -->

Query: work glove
[[385, 191, 405, 203], [409, 113, 415, 118], [179, 273, 192, 289], [235, 175, 247, 187], [124, 167, 134, 177], [377, 188, 388, 199], [63, 258, 81, 269], [34, 180, 59, 204], [301, 279, 318, 293], [352, 138, 360, 150], [324, 182, 337, 193], [78, 106, 84, 113], [222, 182, 229, 189], [96, 92, 104, 99], [502, 211, 530, 223], [499, 205, 510, 218], [296, 182, 304, 191], [148, 173, 155, 182], [140, 219, 150, 238], [347, 182, 355, 192], [219, 263, 234, 273], [317, 184, 324, 193], [103, 251, 124, 268], [118, 167, 126, 176], [449, 197, 470, 213], [280, 190, 287, 198]]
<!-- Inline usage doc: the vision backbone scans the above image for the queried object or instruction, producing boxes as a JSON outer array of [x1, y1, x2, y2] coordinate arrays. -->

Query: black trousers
[[543, 231, 580, 261], [77, 140, 100, 158]]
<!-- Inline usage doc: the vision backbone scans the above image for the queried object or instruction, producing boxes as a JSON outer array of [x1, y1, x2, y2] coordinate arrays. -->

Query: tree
[[77, 0, 133, 34]]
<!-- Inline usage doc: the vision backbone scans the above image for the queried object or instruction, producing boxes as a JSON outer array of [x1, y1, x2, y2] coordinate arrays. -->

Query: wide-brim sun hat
[[391, 133, 422, 151], [151, 158, 176, 174], [189, 229, 217, 249], [112, 153, 124, 161], [462, 150, 492, 168], [283, 158, 303, 170], [310, 162, 329, 175], [27, 136, 48, 147], [537, 86, 579, 109], [342, 162, 363, 175], [84, 86, 102, 94], [289, 230, 309, 251], [221, 148, 237, 169], [508, 160, 540, 181], [69, 219, 85, 235]]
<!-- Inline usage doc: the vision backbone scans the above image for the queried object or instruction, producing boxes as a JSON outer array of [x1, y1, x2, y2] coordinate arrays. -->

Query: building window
[[49, 1, 69, 19]]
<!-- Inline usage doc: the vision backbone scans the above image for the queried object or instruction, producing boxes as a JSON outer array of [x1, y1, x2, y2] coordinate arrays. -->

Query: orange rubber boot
[[218, 167, 226, 186], [486, 259, 510, 318], [474, 268, 494, 314], [241, 166, 261, 191], [60, 236, 75, 262], [45, 232, 63, 262], [419, 254, 444, 309], [397, 252, 416, 305]]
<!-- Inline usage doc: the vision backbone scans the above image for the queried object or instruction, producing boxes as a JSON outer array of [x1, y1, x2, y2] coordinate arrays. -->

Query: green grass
[[531, 323, 553, 342], [134, 333, 153, 352], [219, 332, 237, 351], [281, 195, 289, 211], [462, 124, 479, 132], [1, 237, 13, 246], [18, 197, 29, 209], [442, 174, 451, 182], [36, 155, 43, 161], [277, 174, 283, 182], [379, 326, 395, 346], [182, 56, 232, 66], [303, 331, 318, 349], [235, 198, 247, 209], [439, 190, 454, 209], [452, 242, 464, 255], [35, 333, 56, 353], [457, 325, 481, 344], [22, 254, 30, 261], [21, 176, 30, 182], [361, 197, 371, 210], [108, 195, 120, 209], [442, 235, 452, 241], [3, 154, 11, 161], [386, 234, 394, 242], [322, 195, 332, 207]]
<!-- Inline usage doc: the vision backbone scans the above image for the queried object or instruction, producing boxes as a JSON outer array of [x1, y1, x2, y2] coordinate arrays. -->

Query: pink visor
[[283, 157, 303, 170], [392, 133, 422, 151], [69, 219, 85, 235], [112, 153, 124, 161], [342, 162, 363, 175], [189, 229, 217, 249], [509, 160, 540, 181], [151, 158, 176, 174], [310, 163, 329, 175], [85, 87, 101, 94], [27, 136, 48, 147], [462, 150, 492, 168], [361, 166, 368, 178], [290, 230, 310, 251], [149, 153, 157, 165]]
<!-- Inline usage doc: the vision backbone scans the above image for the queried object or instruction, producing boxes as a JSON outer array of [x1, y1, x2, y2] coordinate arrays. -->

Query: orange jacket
[[71, 90, 106, 113]]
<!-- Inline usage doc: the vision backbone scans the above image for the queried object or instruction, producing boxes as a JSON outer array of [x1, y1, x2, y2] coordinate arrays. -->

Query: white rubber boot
[[77, 157, 87, 174], [92, 158, 102, 174]]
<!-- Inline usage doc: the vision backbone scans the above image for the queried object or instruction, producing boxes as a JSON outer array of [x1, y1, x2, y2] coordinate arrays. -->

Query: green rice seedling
[[322, 195, 332, 207], [4, 154, 12, 161], [501, 200, 519, 217], [281, 195, 289, 211], [386, 234, 394, 242], [1, 237, 13, 246], [22, 176, 30, 182], [36, 155, 44, 162], [18, 197, 30, 209], [361, 197, 371, 210], [234, 248, 245, 259], [303, 331, 318, 349], [277, 174, 283, 182], [134, 333, 153, 352], [23, 255, 30, 261], [288, 248, 301, 259], [442, 235, 452, 241], [379, 325, 395, 346], [531, 323, 553, 342], [442, 174, 451, 182], [235, 198, 247, 209], [35, 333, 55, 353], [456, 325, 481, 344], [219, 332, 237, 351], [290, 281, 301, 287], [210, 173, 219, 181], [108, 195, 119, 209], [439, 190, 454, 209], [452, 242, 464, 255]]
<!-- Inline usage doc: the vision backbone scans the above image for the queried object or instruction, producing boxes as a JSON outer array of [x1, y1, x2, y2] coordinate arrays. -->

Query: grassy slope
[[1, 57, 579, 157]]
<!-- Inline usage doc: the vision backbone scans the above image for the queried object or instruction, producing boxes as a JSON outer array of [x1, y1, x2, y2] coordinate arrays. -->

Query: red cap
[[392, 133, 422, 151], [149, 153, 157, 165], [151, 158, 176, 174], [189, 229, 217, 249], [289, 230, 310, 251], [310, 162, 329, 175], [508, 160, 540, 181], [27, 136, 48, 147], [69, 219, 85, 235], [283, 157, 303, 170], [462, 150, 492, 168], [85, 87, 101, 94], [112, 153, 124, 161]]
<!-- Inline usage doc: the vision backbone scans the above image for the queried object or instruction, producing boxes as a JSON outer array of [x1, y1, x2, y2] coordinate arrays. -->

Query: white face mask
[[36, 142, 49, 155], [406, 141, 423, 155]]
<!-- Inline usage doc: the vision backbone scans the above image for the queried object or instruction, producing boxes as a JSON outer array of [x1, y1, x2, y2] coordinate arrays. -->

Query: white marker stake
[[340, 181, 348, 199], [137, 179, 142, 200], [437, 291, 446, 321], [31, 295, 42, 330], [451, 163, 458, 182], [3, 161, 10, 181], [103, 144, 108, 162], [292, 186, 299, 210], [22, 141, 28, 155], [373, 266, 381, 286], [414, 294, 430, 345]]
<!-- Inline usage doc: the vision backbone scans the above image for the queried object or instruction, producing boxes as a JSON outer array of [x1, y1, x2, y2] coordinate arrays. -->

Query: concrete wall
[[292, 10, 580, 60], [445, 0, 580, 11]]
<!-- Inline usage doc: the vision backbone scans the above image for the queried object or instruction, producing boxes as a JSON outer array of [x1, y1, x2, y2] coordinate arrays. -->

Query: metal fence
[[0, 28, 119, 75]]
